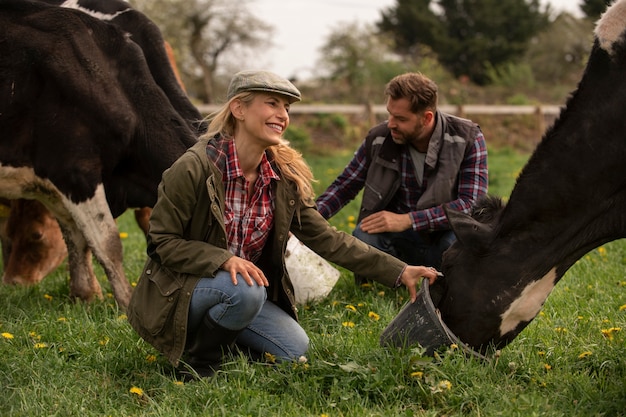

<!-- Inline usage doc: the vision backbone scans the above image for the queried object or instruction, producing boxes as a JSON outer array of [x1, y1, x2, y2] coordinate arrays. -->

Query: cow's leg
[[59, 185, 132, 309], [58, 221, 103, 302]]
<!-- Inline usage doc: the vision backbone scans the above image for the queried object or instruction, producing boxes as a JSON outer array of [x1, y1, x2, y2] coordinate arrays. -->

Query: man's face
[[386, 97, 428, 146]]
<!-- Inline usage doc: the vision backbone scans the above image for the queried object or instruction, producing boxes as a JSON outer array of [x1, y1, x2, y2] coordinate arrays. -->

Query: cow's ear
[[444, 206, 493, 253]]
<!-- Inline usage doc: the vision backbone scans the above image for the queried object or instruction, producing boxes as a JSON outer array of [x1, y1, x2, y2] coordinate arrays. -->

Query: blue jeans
[[353, 222, 456, 269], [187, 270, 309, 361]]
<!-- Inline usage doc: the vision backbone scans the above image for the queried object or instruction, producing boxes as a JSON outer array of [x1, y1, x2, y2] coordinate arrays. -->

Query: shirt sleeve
[[410, 132, 488, 231], [315, 141, 369, 219]]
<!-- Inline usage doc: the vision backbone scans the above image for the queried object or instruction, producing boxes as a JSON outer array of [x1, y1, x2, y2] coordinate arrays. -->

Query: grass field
[[0, 147, 624, 416]]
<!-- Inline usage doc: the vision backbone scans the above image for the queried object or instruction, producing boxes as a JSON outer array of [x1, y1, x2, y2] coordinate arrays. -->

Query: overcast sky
[[248, 0, 585, 80]]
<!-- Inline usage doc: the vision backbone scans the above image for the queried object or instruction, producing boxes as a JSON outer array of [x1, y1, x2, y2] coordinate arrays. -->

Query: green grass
[[0, 147, 624, 416]]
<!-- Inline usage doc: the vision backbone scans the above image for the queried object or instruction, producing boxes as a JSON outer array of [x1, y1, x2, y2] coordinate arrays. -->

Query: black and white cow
[[0, 0, 199, 309], [436, 0, 626, 353]]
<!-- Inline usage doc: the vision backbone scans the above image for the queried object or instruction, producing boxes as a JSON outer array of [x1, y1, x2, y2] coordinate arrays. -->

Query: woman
[[127, 70, 439, 379]]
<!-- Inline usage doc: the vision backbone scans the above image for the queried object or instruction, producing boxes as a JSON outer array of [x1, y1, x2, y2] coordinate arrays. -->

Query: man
[[316, 72, 488, 283]]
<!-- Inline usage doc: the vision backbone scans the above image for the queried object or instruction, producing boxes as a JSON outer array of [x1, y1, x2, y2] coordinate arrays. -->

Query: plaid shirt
[[211, 138, 279, 262], [317, 132, 488, 231]]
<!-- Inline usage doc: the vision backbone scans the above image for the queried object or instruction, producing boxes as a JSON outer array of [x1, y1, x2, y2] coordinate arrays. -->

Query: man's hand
[[360, 211, 412, 233], [221, 256, 269, 287]]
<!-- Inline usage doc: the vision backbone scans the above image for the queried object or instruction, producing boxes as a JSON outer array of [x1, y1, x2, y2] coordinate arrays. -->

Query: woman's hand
[[221, 256, 269, 287], [400, 266, 441, 303]]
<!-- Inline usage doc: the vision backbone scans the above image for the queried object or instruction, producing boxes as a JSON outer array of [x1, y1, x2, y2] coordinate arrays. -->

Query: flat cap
[[227, 70, 301, 103]]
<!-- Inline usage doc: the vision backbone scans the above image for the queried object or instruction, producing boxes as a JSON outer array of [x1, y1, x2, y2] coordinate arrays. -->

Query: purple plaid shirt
[[316, 133, 488, 231]]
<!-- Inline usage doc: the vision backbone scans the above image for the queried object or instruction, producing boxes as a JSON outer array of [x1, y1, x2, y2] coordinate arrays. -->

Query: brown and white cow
[[435, 0, 626, 353], [0, 0, 199, 309]]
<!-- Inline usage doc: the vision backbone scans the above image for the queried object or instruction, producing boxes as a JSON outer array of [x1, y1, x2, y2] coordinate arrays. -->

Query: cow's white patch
[[499, 268, 557, 336], [595, 0, 626, 56], [60, 0, 130, 21]]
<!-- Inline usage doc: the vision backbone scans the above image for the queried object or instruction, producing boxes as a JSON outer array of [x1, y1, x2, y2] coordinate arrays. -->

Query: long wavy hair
[[200, 92, 316, 204]]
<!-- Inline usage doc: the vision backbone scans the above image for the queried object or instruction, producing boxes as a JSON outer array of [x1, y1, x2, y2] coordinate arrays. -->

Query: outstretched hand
[[221, 256, 269, 287], [400, 266, 441, 303]]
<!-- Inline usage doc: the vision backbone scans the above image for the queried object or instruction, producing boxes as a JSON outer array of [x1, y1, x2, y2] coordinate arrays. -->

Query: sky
[[248, 0, 584, 80]]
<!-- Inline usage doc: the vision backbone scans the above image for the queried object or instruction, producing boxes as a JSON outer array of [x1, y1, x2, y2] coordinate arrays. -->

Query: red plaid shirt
[[211, 138, 279, 262]]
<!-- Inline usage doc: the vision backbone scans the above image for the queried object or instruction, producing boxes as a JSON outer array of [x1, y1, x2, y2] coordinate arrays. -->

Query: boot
[[179, 315, 240, 380]]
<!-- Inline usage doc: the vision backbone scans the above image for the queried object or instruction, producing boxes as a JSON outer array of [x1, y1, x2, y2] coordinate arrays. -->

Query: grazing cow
[[0, 0, 199, 288], [436, 0, 626, 353], [0, 0, 198, 309], [2, 199, 68, 286]]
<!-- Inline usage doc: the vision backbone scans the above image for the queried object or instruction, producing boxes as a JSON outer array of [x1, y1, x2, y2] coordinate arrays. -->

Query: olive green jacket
[[127, 137, 406, 366]]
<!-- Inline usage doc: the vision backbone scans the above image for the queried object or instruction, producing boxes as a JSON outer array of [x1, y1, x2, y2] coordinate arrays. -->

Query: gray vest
[[358, 111, 481, 223]]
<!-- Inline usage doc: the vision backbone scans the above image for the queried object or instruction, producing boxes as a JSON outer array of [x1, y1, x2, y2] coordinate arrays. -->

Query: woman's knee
[[229, 282, 267, 319]]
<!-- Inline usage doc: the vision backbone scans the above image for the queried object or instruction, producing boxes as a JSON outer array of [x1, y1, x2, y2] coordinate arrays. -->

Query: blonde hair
[[201, 92, 316, 204]]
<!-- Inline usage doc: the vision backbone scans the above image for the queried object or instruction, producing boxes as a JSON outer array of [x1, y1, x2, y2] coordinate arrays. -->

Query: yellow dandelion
[[578, 351, 592, 359], [34, 342, 48, 349], [347, 215, 355, 223], [173, 381, 184, 386], [360, 282, 372, 288], [57, 317, 67, 322], [438, 380, 452, 390], [410, 371, 424, 378], [538, 311, 545, 316], [450, 343, 458, 350], [2, 332, 14, 339], [99, 337, 109, 346], [544, 363, 552, 370], [29, 331, 41, 340], [597, 246, 607, 256], [131, 282, 137, 287], [619, 304, 626, 311], [331, 301, 340, 307], [321, 414, 330, 417], [601, 327, 621, 341], [377, 291, 385, 296], [146, 354, 157, 363], [264, 352, 277, 364], [357, 302, 365, 307], [537, 350, 545, 356], [577, 316, 584, 320], [342, 321, 355, 328], [368, 311, 380, 321], [554, 327, 567, 333], [118, 314, 128, 320], [129, 386, 144, 396], [345, 304, 357, 312], [119, 232, 129, 239], [44, 294, 53, 301]]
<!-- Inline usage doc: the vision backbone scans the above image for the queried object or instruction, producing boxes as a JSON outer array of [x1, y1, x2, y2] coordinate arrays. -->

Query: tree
[[378, 0, 550, 85], [580, 0, 613, 20], [130, 0, 272, 103]]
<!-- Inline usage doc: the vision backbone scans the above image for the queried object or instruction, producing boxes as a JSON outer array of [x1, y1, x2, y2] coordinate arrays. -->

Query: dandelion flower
[[450, 344, 458, 350], [578, 351, 592, 359], [57, 317, 67, 322], [410, 371, 423, 378], [544, 363, 552, 370], [1, 332, 14, 339], [368, 311, 380, 321], [119, 232, 129, 239], [44, 294, 53, 301], [129, 386, 144, 396], [34, 342, 48, 349], [118, 314, 128, 320], [342, 321, 355, 328], [619, 304, 626, 311], [173, 381, 184, 386], [601, 327, 621, 341], [146, 354, 157, 363], [345, 304, 357, 312], [264, 352, 277, 364]]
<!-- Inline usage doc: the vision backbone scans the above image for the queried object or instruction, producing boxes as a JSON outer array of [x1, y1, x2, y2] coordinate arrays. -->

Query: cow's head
[[436, 196, 557, 353], [2, 199, 67, 285]]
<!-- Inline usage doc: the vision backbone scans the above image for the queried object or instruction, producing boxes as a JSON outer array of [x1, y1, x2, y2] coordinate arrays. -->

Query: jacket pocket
[[130, 259, 184, 336]]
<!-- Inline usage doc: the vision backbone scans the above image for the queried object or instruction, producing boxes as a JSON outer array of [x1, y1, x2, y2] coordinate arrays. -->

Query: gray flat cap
[[227, 70, 301, 103]]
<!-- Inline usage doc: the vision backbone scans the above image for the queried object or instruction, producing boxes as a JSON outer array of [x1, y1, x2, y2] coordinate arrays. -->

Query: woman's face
[[237, 93, 291, 147]]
